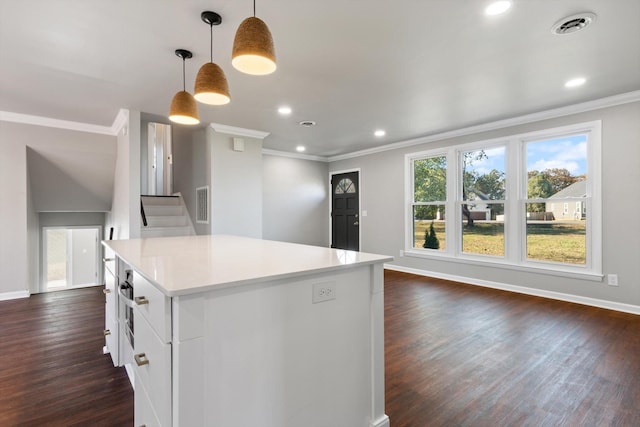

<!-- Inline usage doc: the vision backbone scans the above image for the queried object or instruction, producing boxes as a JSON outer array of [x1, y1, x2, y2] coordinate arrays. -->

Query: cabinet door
[[135, 377, 163, 427], [104, 268, 119, 366]]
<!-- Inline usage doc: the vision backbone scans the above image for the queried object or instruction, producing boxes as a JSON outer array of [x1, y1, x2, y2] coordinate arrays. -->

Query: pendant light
[[232, 0, 276, 75], [169, 49, 200, 125], [194, 11, 231, 105]]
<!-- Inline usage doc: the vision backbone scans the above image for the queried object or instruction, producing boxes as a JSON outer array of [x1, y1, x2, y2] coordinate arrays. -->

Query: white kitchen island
[[103, 235, 392, 427]]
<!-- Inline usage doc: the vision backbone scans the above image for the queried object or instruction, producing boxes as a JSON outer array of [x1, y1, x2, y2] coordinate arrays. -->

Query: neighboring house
[[546, 180, 587, 220]]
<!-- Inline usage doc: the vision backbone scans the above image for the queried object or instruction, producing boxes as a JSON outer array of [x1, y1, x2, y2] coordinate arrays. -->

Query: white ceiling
[[1, 0, 639, 157]]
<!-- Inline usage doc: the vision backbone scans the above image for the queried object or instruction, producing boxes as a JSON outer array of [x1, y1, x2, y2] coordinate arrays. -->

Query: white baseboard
[[384, 264, 640, 316], [0, 290, 30, 301], [370, 415, 390, 427]]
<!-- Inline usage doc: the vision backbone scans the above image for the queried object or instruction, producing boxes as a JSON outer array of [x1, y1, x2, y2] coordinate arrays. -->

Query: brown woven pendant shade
[[194, 62, 231, 105], [169, 91, 200, 125], [232, 16, 276, 75]]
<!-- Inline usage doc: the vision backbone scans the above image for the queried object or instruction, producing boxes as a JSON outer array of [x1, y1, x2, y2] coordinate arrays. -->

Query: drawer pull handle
[[134, 353, 149, 366], [103, 288, 111, 294], [103, 329, 111, 336], [134, 296, 149, 305]]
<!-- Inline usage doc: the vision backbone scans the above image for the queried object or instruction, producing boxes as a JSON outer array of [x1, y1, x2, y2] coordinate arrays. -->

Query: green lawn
[[414, 220, 585, 264]]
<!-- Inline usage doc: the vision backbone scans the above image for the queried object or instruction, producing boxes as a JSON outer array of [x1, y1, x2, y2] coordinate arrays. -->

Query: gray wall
[[262, 155, 330, 247], [330, 101, 640, 307], [209, 127, 263, 238], [0, 121, 116, 296]]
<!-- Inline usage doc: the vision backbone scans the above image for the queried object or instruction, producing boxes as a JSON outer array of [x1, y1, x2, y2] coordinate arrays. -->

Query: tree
[[423, 221, 440, 249], [462, 151, 487, 227], [545, 168, 580, 194], [527, 171, 553, 212], [414, 157, 446, 220]]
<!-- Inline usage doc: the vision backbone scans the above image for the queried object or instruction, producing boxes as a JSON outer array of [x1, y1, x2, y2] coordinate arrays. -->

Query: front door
[[331, 171, 359, 251]]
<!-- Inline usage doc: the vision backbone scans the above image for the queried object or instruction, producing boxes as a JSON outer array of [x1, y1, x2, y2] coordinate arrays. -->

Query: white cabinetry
[[103, 256, 119, 366], [133, 272, 172, 427]]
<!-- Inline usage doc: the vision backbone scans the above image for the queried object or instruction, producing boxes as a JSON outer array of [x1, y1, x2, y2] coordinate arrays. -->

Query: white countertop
[[103, 235, 393, 296]]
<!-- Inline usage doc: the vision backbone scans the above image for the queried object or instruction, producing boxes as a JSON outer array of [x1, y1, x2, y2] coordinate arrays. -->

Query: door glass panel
[[335, 178, 355, 194]]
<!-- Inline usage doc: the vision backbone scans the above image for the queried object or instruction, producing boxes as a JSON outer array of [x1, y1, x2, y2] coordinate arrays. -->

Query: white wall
[[208, 127, 263, 238], [173, 127, 210, 235], [262, 155, 330, 247], [329, 101, 640, 308], [106, 110, 141, 240], [0, 120, 116, 297]]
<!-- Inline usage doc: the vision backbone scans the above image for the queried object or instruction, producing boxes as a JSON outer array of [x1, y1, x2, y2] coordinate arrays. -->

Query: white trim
[[262, 148, 329, 162], [384, 264, 640, 316], [110, 108, 129, 135], [404, 120, 602, 277], [0, 290, 30, 301], [209, 123, 270, 139], [329, 168, 362, 251], [369, 415, 390, 427], [0, 110, 115, 135], [328, 90, 640, 162]]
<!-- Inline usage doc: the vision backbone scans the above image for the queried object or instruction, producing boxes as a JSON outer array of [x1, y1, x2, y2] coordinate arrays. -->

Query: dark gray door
[[331, 172, 359, 251]]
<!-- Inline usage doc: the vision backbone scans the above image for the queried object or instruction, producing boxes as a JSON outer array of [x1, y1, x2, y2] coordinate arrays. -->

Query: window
[[405, 121, 601, 279], [335, 178, 356, 194], [411, 155, 447, 250]]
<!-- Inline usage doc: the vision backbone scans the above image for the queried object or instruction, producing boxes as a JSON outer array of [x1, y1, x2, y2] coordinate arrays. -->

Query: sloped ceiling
[[27, 146, 115, 212]]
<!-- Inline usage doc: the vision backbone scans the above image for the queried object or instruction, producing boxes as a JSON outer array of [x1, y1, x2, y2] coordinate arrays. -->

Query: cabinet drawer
[[135, 375, 163, 427], [134, 313, 171, 425], [133, 272, 171, 343], [104, 308, 119, 366]]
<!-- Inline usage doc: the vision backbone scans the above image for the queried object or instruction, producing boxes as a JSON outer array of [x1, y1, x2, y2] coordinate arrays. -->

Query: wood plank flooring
[[1, 271, 639, 426], [0, 286, 133, 426], [384, 271, 640, 427]]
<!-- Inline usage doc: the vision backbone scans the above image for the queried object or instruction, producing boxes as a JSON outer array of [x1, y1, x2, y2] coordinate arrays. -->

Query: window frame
[[404, 120, 602, 280]]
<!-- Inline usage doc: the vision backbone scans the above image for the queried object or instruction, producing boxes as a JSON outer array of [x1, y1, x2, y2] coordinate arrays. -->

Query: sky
[[465, 133, 588, 176]]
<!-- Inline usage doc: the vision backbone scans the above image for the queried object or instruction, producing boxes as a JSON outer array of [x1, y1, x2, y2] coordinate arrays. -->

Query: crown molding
[[110, 109, 129, 135], [209, 123, 270, 139], [262, 148, 329, 162], [0, 111, 116, 135], [328, 90, 640, 162]]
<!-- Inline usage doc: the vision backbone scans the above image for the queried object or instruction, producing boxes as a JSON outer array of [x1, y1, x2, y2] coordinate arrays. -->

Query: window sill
[[403, 249, 603, 282]]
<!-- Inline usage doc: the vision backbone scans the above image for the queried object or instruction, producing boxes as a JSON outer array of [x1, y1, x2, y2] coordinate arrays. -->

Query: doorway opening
[[330, 170, 361, 251], [42, 226, 101, 292]]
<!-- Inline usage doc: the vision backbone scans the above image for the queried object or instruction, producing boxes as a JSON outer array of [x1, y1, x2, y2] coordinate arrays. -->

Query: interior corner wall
[[0, 120, 116, 296], [329, 101, 640, 307], [107, 110, 141, 241], [262, 155, 330, 247], [208, 127, 263, 238]]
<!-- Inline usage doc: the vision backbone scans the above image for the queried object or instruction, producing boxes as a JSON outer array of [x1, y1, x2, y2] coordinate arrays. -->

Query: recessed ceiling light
[[565, 77, 586, 88], [296, 145, 306, 152], [374, 129, 386, 137], [278, 106, 292, 115], [485, 1, 511, 16]]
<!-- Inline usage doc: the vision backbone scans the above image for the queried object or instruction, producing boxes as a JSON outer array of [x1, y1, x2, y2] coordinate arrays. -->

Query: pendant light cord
[[182, 58, 186, 91], [253, 0, 256, 16], [210, 23, 213, 63]]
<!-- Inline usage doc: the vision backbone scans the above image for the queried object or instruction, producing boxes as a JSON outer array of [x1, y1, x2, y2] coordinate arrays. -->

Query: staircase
[[140, 194, 196, 238]]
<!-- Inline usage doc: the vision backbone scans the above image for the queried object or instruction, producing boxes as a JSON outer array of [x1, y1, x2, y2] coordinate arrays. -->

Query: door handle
[[354, 221, 359, 226]]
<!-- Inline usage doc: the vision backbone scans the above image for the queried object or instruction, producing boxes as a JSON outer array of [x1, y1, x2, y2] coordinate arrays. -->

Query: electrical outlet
[[607, 274, 619, 286], [312, 282, 336, 303]]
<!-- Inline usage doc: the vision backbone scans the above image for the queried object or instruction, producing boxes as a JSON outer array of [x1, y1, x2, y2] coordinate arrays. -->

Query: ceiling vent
[[551, 12, 596, 35], [299, 120, 316, 127]]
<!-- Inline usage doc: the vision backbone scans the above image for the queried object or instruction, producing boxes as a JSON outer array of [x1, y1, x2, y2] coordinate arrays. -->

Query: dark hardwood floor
[[0, 286, 133, 427], [384, 271, 640, 427], [1, 271, 639, 426]]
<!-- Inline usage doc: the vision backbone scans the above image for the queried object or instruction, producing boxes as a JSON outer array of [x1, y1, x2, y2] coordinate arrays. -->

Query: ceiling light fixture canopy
[[232, 0, 276, 75], [169, 49, 200, 125], [194, 11, 231, 105]]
